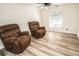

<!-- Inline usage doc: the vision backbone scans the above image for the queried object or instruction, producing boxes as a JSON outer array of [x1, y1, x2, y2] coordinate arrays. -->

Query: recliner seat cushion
[[3, 37, 16, 45]]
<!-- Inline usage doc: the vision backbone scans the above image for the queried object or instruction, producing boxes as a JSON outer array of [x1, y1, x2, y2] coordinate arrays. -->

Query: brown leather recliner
[[0, 24, 31, 54], [28, 21, 46, 38]]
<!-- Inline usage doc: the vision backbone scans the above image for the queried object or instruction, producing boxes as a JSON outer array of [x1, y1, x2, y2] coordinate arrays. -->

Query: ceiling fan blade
[[37, 5, 42, 8]]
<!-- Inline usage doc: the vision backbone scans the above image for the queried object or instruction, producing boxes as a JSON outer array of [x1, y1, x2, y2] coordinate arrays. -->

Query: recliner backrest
[[0, 24, 21, 40], [28, 21, 40, 32]]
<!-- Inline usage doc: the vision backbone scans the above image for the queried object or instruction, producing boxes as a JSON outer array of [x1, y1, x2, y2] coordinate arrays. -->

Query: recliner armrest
[[20, 31, 29, 36]]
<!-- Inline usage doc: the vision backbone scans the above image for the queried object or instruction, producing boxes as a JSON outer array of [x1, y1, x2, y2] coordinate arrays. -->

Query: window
[[49, 12, 63, 28]]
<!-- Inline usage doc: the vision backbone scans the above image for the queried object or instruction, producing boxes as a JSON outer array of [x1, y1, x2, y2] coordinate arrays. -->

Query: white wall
[[77, 24, 79, 38], [0, 3, 79, 35], [0, 3, 40, 31], [76, 5, 79, 38], [40, 3, 79, 34], [39, 9, 49, 30]]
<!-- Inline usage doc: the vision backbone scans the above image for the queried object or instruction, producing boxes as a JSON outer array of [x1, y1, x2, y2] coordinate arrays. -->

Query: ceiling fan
[[37, 3, 59, 9], [36, 3, 65, 10]]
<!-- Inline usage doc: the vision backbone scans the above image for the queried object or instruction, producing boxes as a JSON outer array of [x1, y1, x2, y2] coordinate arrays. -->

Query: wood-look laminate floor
[[2, 31, 79, 56]]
